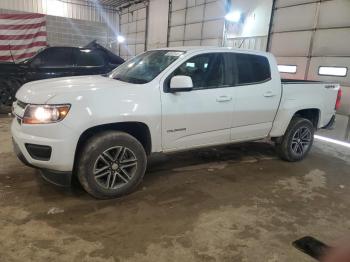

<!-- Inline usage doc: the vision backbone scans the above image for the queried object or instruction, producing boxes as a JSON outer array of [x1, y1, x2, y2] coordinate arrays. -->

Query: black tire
[[6, 77, 23, 105], [0, 84, 10, 105], [275, 117, 314, 162], [0, 77, 23, 106], [77, 131, 147, 199]]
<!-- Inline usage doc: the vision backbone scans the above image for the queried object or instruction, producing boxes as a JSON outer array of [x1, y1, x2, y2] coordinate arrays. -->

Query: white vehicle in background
[[11, 47, 341, 199]]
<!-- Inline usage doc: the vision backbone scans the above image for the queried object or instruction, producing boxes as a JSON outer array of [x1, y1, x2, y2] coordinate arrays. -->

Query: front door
[[160, 52, 235, 151]]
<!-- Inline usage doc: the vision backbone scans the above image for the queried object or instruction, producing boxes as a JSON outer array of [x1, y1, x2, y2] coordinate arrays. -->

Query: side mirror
[[169, 75, 193, 92]]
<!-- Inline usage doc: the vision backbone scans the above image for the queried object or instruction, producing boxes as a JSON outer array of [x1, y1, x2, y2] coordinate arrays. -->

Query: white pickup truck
[[11, 47, 341, 199]]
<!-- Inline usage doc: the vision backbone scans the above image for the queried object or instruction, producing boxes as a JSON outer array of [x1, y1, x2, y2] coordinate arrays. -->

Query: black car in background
[[0, 42, 124, 106]]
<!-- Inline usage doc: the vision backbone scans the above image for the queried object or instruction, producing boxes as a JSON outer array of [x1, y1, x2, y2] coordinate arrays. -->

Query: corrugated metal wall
[[0, 0, 118, 25], [0, 7, 110, 48], [0, 0, 120, 52], [268, 0, 350, 140], [167, 0, 227, 47], [268, 0, 350, 115]]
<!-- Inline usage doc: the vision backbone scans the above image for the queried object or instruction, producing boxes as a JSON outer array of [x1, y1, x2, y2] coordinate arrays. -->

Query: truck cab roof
[[153, 46, 270, 56]]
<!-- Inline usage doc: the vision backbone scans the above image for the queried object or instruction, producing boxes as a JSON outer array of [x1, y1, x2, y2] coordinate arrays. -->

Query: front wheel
[[275, 117, 314, 162], [77, 131, 147, 199]]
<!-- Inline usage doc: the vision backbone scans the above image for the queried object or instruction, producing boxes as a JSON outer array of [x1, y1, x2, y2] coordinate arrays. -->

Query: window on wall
[[278, 65, 297, 74], [318, 66, 348, 77], [173, 53, 230, 90], [235, 54, 271, 85]]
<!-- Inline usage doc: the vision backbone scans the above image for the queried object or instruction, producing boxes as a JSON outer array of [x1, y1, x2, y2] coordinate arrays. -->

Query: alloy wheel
[[93, 146, 138, 190], [291, 127, 312, 156]]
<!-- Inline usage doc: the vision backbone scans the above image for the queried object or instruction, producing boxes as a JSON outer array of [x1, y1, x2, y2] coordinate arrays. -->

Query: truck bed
[[269, 80, 340, 137]]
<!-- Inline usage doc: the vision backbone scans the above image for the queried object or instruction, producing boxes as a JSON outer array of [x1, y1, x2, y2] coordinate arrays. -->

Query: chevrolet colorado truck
[[11, 47, 341, 199]]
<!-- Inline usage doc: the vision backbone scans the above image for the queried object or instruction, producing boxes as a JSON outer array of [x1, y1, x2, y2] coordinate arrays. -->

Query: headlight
[[23, 104, 70, 124]]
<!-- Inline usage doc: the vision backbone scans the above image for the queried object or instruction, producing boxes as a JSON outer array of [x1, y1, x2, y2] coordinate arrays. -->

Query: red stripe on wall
[[0, 52, 38, 61], [0, 41, 47, 51], [0, 14, 45, 20], [0, 31, 47, 40], [0, 21, 46, 30]]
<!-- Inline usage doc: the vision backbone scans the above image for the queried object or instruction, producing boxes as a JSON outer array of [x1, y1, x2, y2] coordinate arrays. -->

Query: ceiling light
[[117, 35, 125, 43], [225, 11, 241, 22]]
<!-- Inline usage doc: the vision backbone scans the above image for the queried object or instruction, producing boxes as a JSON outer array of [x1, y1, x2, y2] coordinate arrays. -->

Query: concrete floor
[[1, 116, 350, 262]]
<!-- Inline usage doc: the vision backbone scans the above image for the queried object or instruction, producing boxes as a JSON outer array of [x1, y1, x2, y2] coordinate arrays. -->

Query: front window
[[172, 53, 230, 90], [109, 50, 185, 84]]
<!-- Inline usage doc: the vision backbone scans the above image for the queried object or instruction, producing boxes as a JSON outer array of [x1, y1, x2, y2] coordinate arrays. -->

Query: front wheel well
[[74, 122, 152, 162]]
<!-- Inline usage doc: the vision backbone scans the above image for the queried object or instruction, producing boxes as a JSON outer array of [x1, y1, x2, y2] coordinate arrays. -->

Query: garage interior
[[0, 0, 350, 261]]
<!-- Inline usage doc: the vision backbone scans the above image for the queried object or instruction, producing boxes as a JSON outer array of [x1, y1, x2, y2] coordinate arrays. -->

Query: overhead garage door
[[268, 0, 350, 119], [119, 4, 148, 60], [167, 0, 226, 47]]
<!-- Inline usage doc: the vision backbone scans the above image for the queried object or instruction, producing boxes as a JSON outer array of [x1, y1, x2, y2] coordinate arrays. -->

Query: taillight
[[335, 88, 342, 110]]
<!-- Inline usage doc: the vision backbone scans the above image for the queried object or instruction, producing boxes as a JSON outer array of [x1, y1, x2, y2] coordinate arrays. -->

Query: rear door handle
[[216, 95, 232, 102], [264, 91, 276, 97]]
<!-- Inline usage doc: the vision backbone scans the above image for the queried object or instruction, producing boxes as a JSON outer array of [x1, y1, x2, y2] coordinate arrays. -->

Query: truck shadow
[[146, 141, 277, 175]]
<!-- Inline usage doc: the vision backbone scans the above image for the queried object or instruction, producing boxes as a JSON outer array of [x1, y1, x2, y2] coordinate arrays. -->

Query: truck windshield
[[109, 50, 185, 84]]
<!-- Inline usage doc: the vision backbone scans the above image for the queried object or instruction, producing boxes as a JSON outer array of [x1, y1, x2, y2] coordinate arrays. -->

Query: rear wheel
[[275, 117, 314, 162], [77, 131, 147, 199]]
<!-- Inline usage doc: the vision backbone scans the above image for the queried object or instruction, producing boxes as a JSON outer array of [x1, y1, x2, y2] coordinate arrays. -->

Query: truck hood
[[15, 75, 128, 104]]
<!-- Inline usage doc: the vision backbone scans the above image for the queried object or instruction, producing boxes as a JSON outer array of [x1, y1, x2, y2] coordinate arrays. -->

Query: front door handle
[[264, 91, 276, 97], [216, 95, 232, 102]]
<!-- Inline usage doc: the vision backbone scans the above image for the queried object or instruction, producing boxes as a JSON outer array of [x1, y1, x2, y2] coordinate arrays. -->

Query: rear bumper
[[322, 115, 336, 130]]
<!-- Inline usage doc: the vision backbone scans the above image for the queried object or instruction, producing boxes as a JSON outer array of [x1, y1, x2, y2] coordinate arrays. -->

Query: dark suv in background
[[0, 41, 124, 107]]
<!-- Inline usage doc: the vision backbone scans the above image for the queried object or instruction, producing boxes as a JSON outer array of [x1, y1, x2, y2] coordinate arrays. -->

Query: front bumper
[[13, 137, 72, 187], [11, 118, 78, 187], [12, 135, 72, 187]]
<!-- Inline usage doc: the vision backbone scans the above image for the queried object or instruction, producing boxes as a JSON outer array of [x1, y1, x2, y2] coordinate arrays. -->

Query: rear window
[[236, 54, 271, 85]]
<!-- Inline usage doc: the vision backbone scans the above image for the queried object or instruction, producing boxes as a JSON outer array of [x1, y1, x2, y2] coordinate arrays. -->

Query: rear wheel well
[[74, 122, 152, 165], [293, 109, 320, 129]]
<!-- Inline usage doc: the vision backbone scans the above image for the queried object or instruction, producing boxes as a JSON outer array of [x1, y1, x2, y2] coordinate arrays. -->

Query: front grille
[[16, 100, 28, 109]]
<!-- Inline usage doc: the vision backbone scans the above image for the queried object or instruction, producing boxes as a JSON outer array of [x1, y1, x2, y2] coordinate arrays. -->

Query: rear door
[[161, 52, 236, 151], [26, 47, 75, 81], [230, 53, 281, 141]]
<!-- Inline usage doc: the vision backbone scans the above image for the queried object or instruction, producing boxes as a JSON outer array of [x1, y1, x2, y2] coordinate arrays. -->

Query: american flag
[[0, 13, 47, 62]]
